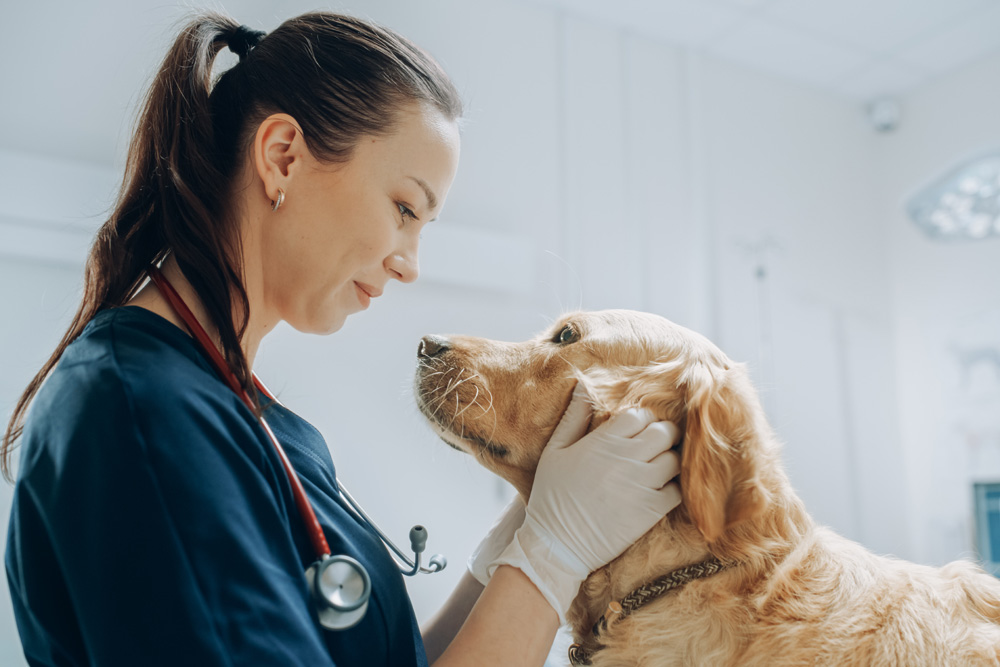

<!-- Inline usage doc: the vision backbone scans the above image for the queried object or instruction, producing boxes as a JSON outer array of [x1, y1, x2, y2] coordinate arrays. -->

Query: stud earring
[[271, 188, 285, 212]]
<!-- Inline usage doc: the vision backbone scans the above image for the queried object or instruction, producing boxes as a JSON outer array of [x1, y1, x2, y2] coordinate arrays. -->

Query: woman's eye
[[553, 324, 580, 345], [397, 202, 416, 222]]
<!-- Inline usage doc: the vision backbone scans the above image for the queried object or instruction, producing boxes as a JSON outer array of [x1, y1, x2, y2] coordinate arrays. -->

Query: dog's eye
[[553, 324, 580, 345]]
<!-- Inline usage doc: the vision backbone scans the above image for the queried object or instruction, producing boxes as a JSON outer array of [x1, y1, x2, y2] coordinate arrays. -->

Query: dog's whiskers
[[428, 370, 464, 412], [454, 384, 479, 420], [419, 365, 502, 452], [439, 373, 477, 421]]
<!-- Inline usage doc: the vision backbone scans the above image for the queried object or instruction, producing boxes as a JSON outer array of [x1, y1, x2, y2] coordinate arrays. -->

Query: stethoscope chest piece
[[306, 554, 372, 630]]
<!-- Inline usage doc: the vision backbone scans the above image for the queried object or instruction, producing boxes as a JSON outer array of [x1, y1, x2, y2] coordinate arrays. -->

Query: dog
[[413, 309, 1000, 666]]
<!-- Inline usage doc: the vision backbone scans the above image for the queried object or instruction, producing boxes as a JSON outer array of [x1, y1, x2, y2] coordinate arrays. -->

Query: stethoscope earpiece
[[337, 483, 447, 577], [427, 554, 447, 573], [409, 525, 428, 553]]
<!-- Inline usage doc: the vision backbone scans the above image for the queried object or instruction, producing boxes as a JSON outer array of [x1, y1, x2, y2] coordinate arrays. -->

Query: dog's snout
[[418, 334, 451, 359]]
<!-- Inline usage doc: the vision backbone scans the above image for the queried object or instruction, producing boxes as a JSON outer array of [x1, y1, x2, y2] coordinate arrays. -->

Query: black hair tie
[[227, 24, 267, 60]]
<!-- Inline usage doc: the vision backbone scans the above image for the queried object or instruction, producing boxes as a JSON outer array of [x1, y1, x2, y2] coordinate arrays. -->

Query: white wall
[[1, 0, 996, 664], [881, 50, 1000, 568], [697, 55, 910, 556], [0, 259, 86, 665]]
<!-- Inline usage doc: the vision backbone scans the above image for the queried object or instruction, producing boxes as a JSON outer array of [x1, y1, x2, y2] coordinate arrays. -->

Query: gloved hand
[[489, 383, 682, 624], [467, 494, 526, 586]]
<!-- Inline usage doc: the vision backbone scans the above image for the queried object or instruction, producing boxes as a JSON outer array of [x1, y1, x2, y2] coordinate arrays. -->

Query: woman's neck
[[125, 254, 265, 368]]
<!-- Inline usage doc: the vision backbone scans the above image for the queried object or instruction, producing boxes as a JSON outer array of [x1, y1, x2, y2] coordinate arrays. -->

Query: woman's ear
[[253, 113, 306, 200], [680, 363, 771, 544]]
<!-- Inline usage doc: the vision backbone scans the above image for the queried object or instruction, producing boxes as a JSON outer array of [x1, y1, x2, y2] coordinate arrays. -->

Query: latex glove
[[467, 494, 526, 586], [489, 383, 682, 624]]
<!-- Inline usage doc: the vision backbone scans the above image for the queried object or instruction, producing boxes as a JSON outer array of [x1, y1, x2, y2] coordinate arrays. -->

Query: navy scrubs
[[5, 306, 428, 666]]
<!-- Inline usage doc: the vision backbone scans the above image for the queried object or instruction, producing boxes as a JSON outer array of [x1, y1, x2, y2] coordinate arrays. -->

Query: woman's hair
[[1, 10, 463, 480]]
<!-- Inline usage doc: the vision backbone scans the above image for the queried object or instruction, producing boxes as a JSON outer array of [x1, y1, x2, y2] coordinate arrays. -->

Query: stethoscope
[[146, 265, 446, 631]]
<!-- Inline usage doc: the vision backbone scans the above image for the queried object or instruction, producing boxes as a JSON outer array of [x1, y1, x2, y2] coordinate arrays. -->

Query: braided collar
[[568, 556, 734, 666]]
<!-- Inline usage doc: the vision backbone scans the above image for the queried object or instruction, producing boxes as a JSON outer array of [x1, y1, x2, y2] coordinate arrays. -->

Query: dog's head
[[413, 309, 781, 547]]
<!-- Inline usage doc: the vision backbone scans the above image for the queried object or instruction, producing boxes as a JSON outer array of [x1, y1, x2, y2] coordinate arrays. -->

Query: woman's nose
[[385, 250, 419, 283]]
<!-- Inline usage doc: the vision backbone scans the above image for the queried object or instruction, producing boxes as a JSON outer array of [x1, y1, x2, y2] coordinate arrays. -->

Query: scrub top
[[5, 306, 428, 667]]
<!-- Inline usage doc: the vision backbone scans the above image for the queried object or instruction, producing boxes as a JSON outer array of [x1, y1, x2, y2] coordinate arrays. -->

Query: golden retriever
[[413, 309, 1000, 666]]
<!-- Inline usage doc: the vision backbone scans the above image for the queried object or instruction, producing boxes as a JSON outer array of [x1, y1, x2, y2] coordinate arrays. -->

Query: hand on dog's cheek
[[589, 411, 612, 433], [545, 384, 595, 448]]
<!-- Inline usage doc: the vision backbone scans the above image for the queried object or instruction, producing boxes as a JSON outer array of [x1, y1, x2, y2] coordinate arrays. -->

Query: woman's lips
[[354, 282, 371, 309], [354, 281, 381, 309]]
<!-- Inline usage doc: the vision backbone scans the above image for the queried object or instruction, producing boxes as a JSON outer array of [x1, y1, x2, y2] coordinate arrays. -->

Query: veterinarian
[[2, 11, 683, 667]]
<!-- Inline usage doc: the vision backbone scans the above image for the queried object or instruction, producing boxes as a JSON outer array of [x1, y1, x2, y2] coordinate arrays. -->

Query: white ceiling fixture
[[907, 153, 1000, 241], [866, 98, 903, 133]]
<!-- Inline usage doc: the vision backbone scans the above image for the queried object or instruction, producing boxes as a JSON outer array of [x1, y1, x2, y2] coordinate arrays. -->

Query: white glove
[[467, 494, 526, 586], [489, 384, 682, 624]]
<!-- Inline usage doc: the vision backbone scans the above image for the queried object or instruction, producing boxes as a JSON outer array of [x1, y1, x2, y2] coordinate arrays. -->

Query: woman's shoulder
[[32, 308, 216, 416], [16, 307, 298, 505], [63, 305, 213, 385], [25, 307, 255, 457]]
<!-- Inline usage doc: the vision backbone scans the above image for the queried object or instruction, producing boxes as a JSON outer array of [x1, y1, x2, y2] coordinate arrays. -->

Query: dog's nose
[[418, 335, 451, 358]]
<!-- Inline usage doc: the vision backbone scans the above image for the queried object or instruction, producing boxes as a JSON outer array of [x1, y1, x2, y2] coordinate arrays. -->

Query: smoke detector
[[866, 98, 902, 133]]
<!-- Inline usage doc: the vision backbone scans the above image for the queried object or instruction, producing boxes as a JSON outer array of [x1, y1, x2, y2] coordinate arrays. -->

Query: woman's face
[[259, 103, 461, 335]]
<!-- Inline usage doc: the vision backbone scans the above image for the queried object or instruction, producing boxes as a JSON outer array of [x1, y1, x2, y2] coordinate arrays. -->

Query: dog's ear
[[680, 363, 772, 544]]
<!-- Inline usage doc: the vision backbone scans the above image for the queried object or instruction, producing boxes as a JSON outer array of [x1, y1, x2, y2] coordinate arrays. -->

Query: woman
[[2, 11, 681, 666]]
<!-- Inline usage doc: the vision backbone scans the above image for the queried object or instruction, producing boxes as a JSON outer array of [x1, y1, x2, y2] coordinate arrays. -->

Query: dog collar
[[568, 556, 734, 666]]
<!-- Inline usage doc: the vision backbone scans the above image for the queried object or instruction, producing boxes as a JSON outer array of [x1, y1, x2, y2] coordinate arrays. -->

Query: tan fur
[[414, 310, 1000, 666]]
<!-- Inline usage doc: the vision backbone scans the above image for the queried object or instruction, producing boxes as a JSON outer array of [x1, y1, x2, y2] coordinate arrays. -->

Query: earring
[[271, 188, 285, 212]]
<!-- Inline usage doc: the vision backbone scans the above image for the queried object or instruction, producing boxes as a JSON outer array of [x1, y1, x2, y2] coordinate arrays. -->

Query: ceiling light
[[907, 153, 1000, 241]]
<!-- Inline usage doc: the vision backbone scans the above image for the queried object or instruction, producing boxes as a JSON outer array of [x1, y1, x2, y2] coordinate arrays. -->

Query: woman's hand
[[489, 384, 682, 623]]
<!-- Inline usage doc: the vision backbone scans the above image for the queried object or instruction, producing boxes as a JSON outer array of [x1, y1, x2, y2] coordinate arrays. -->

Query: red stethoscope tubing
[[146, 265, 332, 560]]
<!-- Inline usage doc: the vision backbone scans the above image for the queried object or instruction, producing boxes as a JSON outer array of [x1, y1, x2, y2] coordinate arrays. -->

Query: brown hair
[[1, 10, 463, 480]]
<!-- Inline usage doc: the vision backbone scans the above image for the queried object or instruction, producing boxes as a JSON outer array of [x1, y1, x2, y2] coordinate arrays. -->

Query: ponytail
[[2, 13, 254, 480]]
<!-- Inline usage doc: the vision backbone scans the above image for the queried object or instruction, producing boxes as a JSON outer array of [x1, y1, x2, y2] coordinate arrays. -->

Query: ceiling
[[3, 0, 999, 166], [530, 0, 1000, 100]]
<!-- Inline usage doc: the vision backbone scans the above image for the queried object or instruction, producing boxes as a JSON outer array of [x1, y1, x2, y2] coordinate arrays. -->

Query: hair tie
[[227, 24, 267, 60]]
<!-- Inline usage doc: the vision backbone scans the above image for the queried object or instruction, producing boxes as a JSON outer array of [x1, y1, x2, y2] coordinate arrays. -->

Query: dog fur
[[414, 309, 1000, 666]]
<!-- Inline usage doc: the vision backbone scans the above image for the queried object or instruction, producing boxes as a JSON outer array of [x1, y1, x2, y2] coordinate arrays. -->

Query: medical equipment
[[146, 266, 445, 631]]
